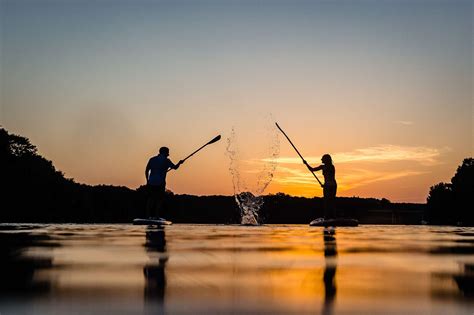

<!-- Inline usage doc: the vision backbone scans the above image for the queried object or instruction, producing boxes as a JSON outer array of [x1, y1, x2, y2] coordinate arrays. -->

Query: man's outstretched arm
[[169, 159, 185, 170]]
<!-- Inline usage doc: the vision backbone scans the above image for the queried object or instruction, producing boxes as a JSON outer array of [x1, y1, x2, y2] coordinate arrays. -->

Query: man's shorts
[[147, 184, 166, 198]]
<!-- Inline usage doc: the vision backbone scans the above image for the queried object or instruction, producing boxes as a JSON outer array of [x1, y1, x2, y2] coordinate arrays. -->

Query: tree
[[8, 133, 38, 157], [427, 183, 453, 224], [426, 158, 473, 225], [451, 158, 474, 224]]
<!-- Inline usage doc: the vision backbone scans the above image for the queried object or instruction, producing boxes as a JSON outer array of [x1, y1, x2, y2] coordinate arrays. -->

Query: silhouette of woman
[[304, 154, 337, 219]]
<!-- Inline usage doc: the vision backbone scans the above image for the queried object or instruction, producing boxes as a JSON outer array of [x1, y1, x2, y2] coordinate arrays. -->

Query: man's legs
[[146, 185, 166, 218], [146, 185, 157, 218], [154, 185, 166, 218]]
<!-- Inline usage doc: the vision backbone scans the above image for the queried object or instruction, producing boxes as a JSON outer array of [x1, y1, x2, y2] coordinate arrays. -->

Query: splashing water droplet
[[226, 116, 280, 225]]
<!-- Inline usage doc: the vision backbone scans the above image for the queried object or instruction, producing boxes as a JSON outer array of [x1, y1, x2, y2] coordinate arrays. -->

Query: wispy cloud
[[259, 144, 446, 194], [264, 145, 443, 166], [273, 166, 319, 185], [272, 165, 427, 191], [333, 145, 441, 165], [395, 120, 414, 126], [336, 169, 428, 190]]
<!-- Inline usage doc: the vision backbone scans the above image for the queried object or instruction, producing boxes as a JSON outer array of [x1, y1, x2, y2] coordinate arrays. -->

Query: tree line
[[3, 127, 459, 224]]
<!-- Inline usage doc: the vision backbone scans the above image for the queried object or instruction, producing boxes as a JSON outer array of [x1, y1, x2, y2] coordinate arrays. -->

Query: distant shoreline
[[2, 127, 471, 226]]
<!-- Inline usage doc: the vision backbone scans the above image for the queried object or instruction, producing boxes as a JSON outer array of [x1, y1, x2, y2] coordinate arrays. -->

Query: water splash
[[226, 117, 280, 225]]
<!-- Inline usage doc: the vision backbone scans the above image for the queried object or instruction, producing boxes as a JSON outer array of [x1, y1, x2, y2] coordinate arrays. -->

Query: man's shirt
[[147, 154, 174, 186]]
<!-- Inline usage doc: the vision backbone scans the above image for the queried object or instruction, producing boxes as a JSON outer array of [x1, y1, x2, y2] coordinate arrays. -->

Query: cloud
[[259, 144, 446, 194], [333, 145, 441, 165], [264, 145, 443, 166], [272, 165, 427, 190], [336, 169, 428, 190], [395, 120, 414, 126], [273, 166, 318, 185]]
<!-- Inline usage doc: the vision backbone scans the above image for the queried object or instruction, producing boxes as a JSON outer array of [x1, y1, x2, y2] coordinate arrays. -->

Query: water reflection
[[433, 262, 474, 298], [0, 227, 54, 296], [0, 224, 473, 314], [143, 227, 168, 313], [454, 263, 474, 297], [322, 227, 338, 315]]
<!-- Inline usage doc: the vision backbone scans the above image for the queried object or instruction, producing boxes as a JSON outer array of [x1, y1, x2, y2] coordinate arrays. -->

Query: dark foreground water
[[1, 224, 473, 314]]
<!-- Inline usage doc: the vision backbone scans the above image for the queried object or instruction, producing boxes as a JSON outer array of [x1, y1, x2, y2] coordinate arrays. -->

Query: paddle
[[168, 135, 221, 171], [275, 122, 323, 187]]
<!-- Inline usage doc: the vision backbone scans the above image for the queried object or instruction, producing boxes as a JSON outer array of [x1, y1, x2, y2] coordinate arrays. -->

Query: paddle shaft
[[182, 142, 211, 163], [275, 123, 323, 187], [167, 135, 221, 172]]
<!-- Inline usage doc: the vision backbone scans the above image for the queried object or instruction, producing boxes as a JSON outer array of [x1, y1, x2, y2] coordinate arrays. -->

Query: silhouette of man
[[144, 228, 167, 309], [145, 147, 183, 219], [304, 154, 337, 219]]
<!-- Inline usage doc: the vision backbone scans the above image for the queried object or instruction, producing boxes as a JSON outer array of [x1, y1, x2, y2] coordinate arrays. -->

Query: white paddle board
[[133, 218, 172, 226], [310, 218, 358, 227]]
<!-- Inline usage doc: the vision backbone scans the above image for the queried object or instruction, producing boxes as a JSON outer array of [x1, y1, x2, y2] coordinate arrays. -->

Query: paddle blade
[[207, 135, 221, 145]]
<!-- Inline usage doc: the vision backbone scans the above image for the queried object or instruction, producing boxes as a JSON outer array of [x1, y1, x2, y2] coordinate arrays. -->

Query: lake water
[[1, 224, 473, 314]]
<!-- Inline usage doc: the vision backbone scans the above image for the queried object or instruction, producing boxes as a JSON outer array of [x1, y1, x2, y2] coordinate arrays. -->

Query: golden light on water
[[2, 224, 470, 314]]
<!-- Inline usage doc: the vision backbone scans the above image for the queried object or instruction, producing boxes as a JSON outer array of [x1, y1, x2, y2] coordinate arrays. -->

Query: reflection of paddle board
[[133, 218, 172, 226], [310, 218, 359, 227]]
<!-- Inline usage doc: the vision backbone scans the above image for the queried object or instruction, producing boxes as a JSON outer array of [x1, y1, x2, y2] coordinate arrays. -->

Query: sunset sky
[[1, 0, 472, 202]]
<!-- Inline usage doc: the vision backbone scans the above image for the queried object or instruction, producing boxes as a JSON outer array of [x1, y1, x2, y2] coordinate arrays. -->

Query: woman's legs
[[323, 185, 337, 219]]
